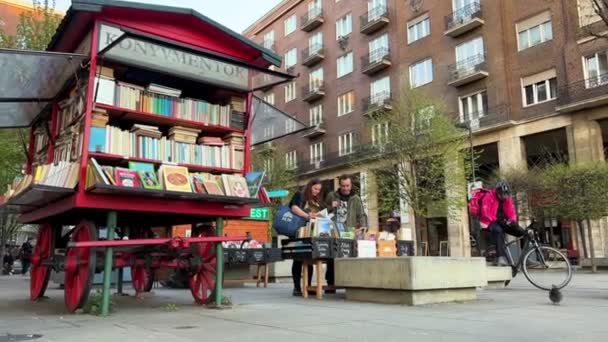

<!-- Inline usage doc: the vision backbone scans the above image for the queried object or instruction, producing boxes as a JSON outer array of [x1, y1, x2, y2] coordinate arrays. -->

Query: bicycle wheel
[[522, 246, 572, 291]]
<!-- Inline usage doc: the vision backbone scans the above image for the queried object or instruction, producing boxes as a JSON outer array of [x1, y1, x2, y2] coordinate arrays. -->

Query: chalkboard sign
[[397, 240, 414, 256], [248, 249, 266, 264], [312, 239, 332, 259], [233, 249, 248, 263], [335, 239, 356, 258]]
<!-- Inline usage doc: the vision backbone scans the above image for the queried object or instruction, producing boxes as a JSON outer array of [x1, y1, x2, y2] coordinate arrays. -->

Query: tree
[[0, 210, 21, 259], [577, 0, 608, 39], [370, 87, 469, 252]]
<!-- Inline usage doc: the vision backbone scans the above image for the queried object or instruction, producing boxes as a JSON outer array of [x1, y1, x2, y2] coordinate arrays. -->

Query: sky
[[54, 0, 283, 33]]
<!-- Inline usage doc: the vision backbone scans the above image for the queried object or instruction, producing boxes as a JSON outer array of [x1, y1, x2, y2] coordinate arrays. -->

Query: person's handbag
[[273, 205, 308, 238]]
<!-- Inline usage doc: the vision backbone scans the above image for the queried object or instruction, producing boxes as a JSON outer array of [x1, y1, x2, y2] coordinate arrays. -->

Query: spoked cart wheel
[[131, 264, 155, 293], [30, 223, 53, 300], [64, 220, 97, 312], [189, 229, 217, 305]]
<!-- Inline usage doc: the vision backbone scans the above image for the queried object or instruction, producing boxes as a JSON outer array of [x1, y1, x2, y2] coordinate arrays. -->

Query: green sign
[[249, 207, 270, 220]]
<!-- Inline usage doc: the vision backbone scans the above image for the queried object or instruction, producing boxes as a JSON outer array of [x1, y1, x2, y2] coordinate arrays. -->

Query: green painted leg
[[215, 217, 224, 306], [101, 211, 117, 317]]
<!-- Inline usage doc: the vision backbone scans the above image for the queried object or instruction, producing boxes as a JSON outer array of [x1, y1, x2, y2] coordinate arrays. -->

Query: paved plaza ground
[[1, 270, 607, 342]]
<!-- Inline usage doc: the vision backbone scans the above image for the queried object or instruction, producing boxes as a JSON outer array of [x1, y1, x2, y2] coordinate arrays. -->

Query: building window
[[409, 58, 433, 88], [337, 52, 354, 78], [369, 34, 389, 63], [455, 36, 484, 64], [286, 116, 297, 133], [408, 15, 430, 44], [285, 48, 297, 68], [264, 93, 275, 105], [517, 12, 553, 51], [371, 122, 389, 146], [521, 69, 557, 107], [309, 67, 324, 90], [310, 142, 324, 164], [458, 91, 488, 122], [368, 0, 387, 21], [338, 91, 355, 116], [584, 50, 608, 87], [336, 14, 352, 39], [286, 151, 298, 169], [285, 81, 297, 102], [284, 15, 297, 36], [263, 30, 275, 50], [264, 158, 274, 172], [310, 104, 323, 125], [339, 132, 354, 156], [577, 0, 603, 27], [264, 126, 275, 139], [370, 76, 390, 103], [309, 32, 323, 53]]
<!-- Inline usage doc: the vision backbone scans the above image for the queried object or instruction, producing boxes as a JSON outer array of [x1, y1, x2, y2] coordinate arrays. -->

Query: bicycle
[[502, 221, 573, 291]]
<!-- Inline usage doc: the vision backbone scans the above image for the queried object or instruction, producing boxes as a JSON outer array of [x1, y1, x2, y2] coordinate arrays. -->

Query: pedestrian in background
[[19, 238, 33, 275]]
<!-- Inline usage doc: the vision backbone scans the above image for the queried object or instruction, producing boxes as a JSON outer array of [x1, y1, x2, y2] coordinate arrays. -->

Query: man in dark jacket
[[20, 238, 33, 275], [3, 250, 14, 275]]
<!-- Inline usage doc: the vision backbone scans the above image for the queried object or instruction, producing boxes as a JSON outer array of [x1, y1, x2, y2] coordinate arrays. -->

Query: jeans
[[489, 222, 526, 259], [21, 258, 31, 275], [292, 260, 313, 290]]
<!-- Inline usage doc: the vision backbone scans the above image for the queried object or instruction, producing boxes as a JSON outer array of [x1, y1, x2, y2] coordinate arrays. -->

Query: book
[[227, 175, 250, 198], [138, 170, 161, 190], [203, 179, 224, 195], [90, 158, 109, 184], [94, 76, 116, 105], [147, 83, 182, 97], [160, 165, 191, 192], [89, 127, 106, 152], [101, 166, 116, 185], [191, 175, 207, 194], [115, 168, 140, 188], [221, 174, 233, 196], [128, 161, 155, 172], [245, 171, 265, 198]]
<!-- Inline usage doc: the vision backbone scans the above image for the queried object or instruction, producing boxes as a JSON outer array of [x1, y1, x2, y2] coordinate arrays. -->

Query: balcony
[[262, 39, 276, 52], [444, 1, 484, 37], [302, 122, 326, 139], [302, 44, 325, 67], [301, 7, 324, 32], [361, 48, 391, 75], [296, 145, 381, 175], [448, 54, 488, 87], [360, 5, 389, 35], [457, 104, 513, 133], [556, 74, 608, 113], [363, 91, 393, 116], [302, 83, 326, 102]]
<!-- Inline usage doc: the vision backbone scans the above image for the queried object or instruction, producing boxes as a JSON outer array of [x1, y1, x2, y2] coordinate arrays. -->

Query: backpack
[[468, 188, 490, 218]]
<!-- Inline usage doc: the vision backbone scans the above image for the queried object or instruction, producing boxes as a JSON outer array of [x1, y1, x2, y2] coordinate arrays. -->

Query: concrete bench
[[335, 257, 487, 305], [485, 266, 512, 289]]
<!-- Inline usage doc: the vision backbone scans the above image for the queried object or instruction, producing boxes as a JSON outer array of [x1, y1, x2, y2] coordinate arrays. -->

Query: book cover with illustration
[[203, 179, 224, 195], [161, 165, 192, 192], [138, 170, 161, 190], [228, 175, 250, 198], [115, 168, 140, 188], [191, 175, 207, 194], [128, 161, 155, 172], [245, 171, 265, 198]]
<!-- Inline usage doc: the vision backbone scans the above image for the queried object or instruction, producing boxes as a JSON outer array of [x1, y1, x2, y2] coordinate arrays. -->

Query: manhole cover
[[0, 334, 43, 342]]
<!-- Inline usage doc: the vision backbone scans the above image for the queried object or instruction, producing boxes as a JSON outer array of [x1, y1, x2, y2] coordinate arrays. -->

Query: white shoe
[[496, 257, 509, 267]]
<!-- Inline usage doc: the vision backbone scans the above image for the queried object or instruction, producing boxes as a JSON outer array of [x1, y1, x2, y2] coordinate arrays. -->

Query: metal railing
[[301, 82, 325, 97], [445, 1, 482, 31], [295, 144, 380, 175], [302, 44, 325, 60], [457, 104, 511, 130], [362, 91, 392, 112], [361, 47, 390, 69], [557, 73, 608, 107], [301, 6, 323, 26], [448, 53, 486, 82], [360, 5, 389, 28]]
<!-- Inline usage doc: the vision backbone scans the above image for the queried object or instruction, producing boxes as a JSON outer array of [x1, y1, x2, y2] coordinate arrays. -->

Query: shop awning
[[250, 96, 309, 146], [0, 49, 88, 128]]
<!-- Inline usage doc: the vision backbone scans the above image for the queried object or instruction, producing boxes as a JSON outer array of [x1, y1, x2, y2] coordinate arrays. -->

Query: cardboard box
[[356, 240, 377, 258], [377, 240, 397, 257]]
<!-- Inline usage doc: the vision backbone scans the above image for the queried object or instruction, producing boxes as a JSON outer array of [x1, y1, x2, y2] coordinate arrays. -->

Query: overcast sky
[[54, 0, 283, 33]]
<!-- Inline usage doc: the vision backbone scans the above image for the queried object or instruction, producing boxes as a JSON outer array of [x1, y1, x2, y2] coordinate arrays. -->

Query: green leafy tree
[[370, 87, 469, 251]]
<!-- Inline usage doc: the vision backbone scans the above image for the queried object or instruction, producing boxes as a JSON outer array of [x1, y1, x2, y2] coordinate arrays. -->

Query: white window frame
[[338, 132, 354, 156], [263, 92, 275, 105], [371, 122, 389, 146], [284, 15, 297, 36], [458, 90, 487, 123], [521, 75, 557, 107], [310, 104, 323, 125], [370, 76, 391, 103], [407, 15, 430, 44], [338, 91, 355, 116], [264, 126, 275, 139], [310, 142, 324, 164], [286, 116, 297, 133], [285, 81, 297, 102], [409, 58, 433, 88], [309, 67, 324, 90], [369, 34, 389, 63], [368, 0, 387, 21], [337, 52, 354, 78], [286, 150, 298, 170], [517, 21, 553, 51], [309, 32, 323, 54], [264, 158, 274, 172], [455, 36, 484, 64], [336, 14, 352, 39], [285, 48, 297, 68], [263, 30, 275, 50], [583, 51, 608, 88]]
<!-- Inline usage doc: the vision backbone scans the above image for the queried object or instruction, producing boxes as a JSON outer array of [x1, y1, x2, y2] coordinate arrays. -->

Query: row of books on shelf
[[4, 162, 80, 199], [56, 84, 87, 135], [89, 125, 244, 170], [87, 158, 265, 198], [95, 75, 242, 127]]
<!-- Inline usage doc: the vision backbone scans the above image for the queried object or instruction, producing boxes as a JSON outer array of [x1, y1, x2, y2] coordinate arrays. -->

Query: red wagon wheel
[[30, 223, 53, 300], [189, 229, 217, 305], [64, 220, 97, 312], [131, 264, 154, 293]]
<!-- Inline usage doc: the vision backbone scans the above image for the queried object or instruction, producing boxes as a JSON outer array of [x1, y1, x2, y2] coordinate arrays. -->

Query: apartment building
[[246, 0, 608, 261]]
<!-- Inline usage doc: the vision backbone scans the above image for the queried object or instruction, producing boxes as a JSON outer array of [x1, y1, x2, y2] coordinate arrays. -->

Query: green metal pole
[[101, 211, 117, 317], [214, 217, 224, 306]]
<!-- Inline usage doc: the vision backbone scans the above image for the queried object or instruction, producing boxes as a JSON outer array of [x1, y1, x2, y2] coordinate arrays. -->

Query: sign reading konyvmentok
[[98, 24, 249, 90]]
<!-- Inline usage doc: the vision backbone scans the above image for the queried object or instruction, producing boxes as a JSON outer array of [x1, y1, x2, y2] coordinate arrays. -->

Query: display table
[[335, 257, 487, 305]]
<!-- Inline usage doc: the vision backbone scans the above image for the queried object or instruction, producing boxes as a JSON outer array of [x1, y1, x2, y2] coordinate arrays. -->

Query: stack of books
[[91, 109, 109, 128], [56, 84, 87, 135], [131, 124, 162, 139], [168, 126, 201, 144], [224, 133, 245, 170]]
